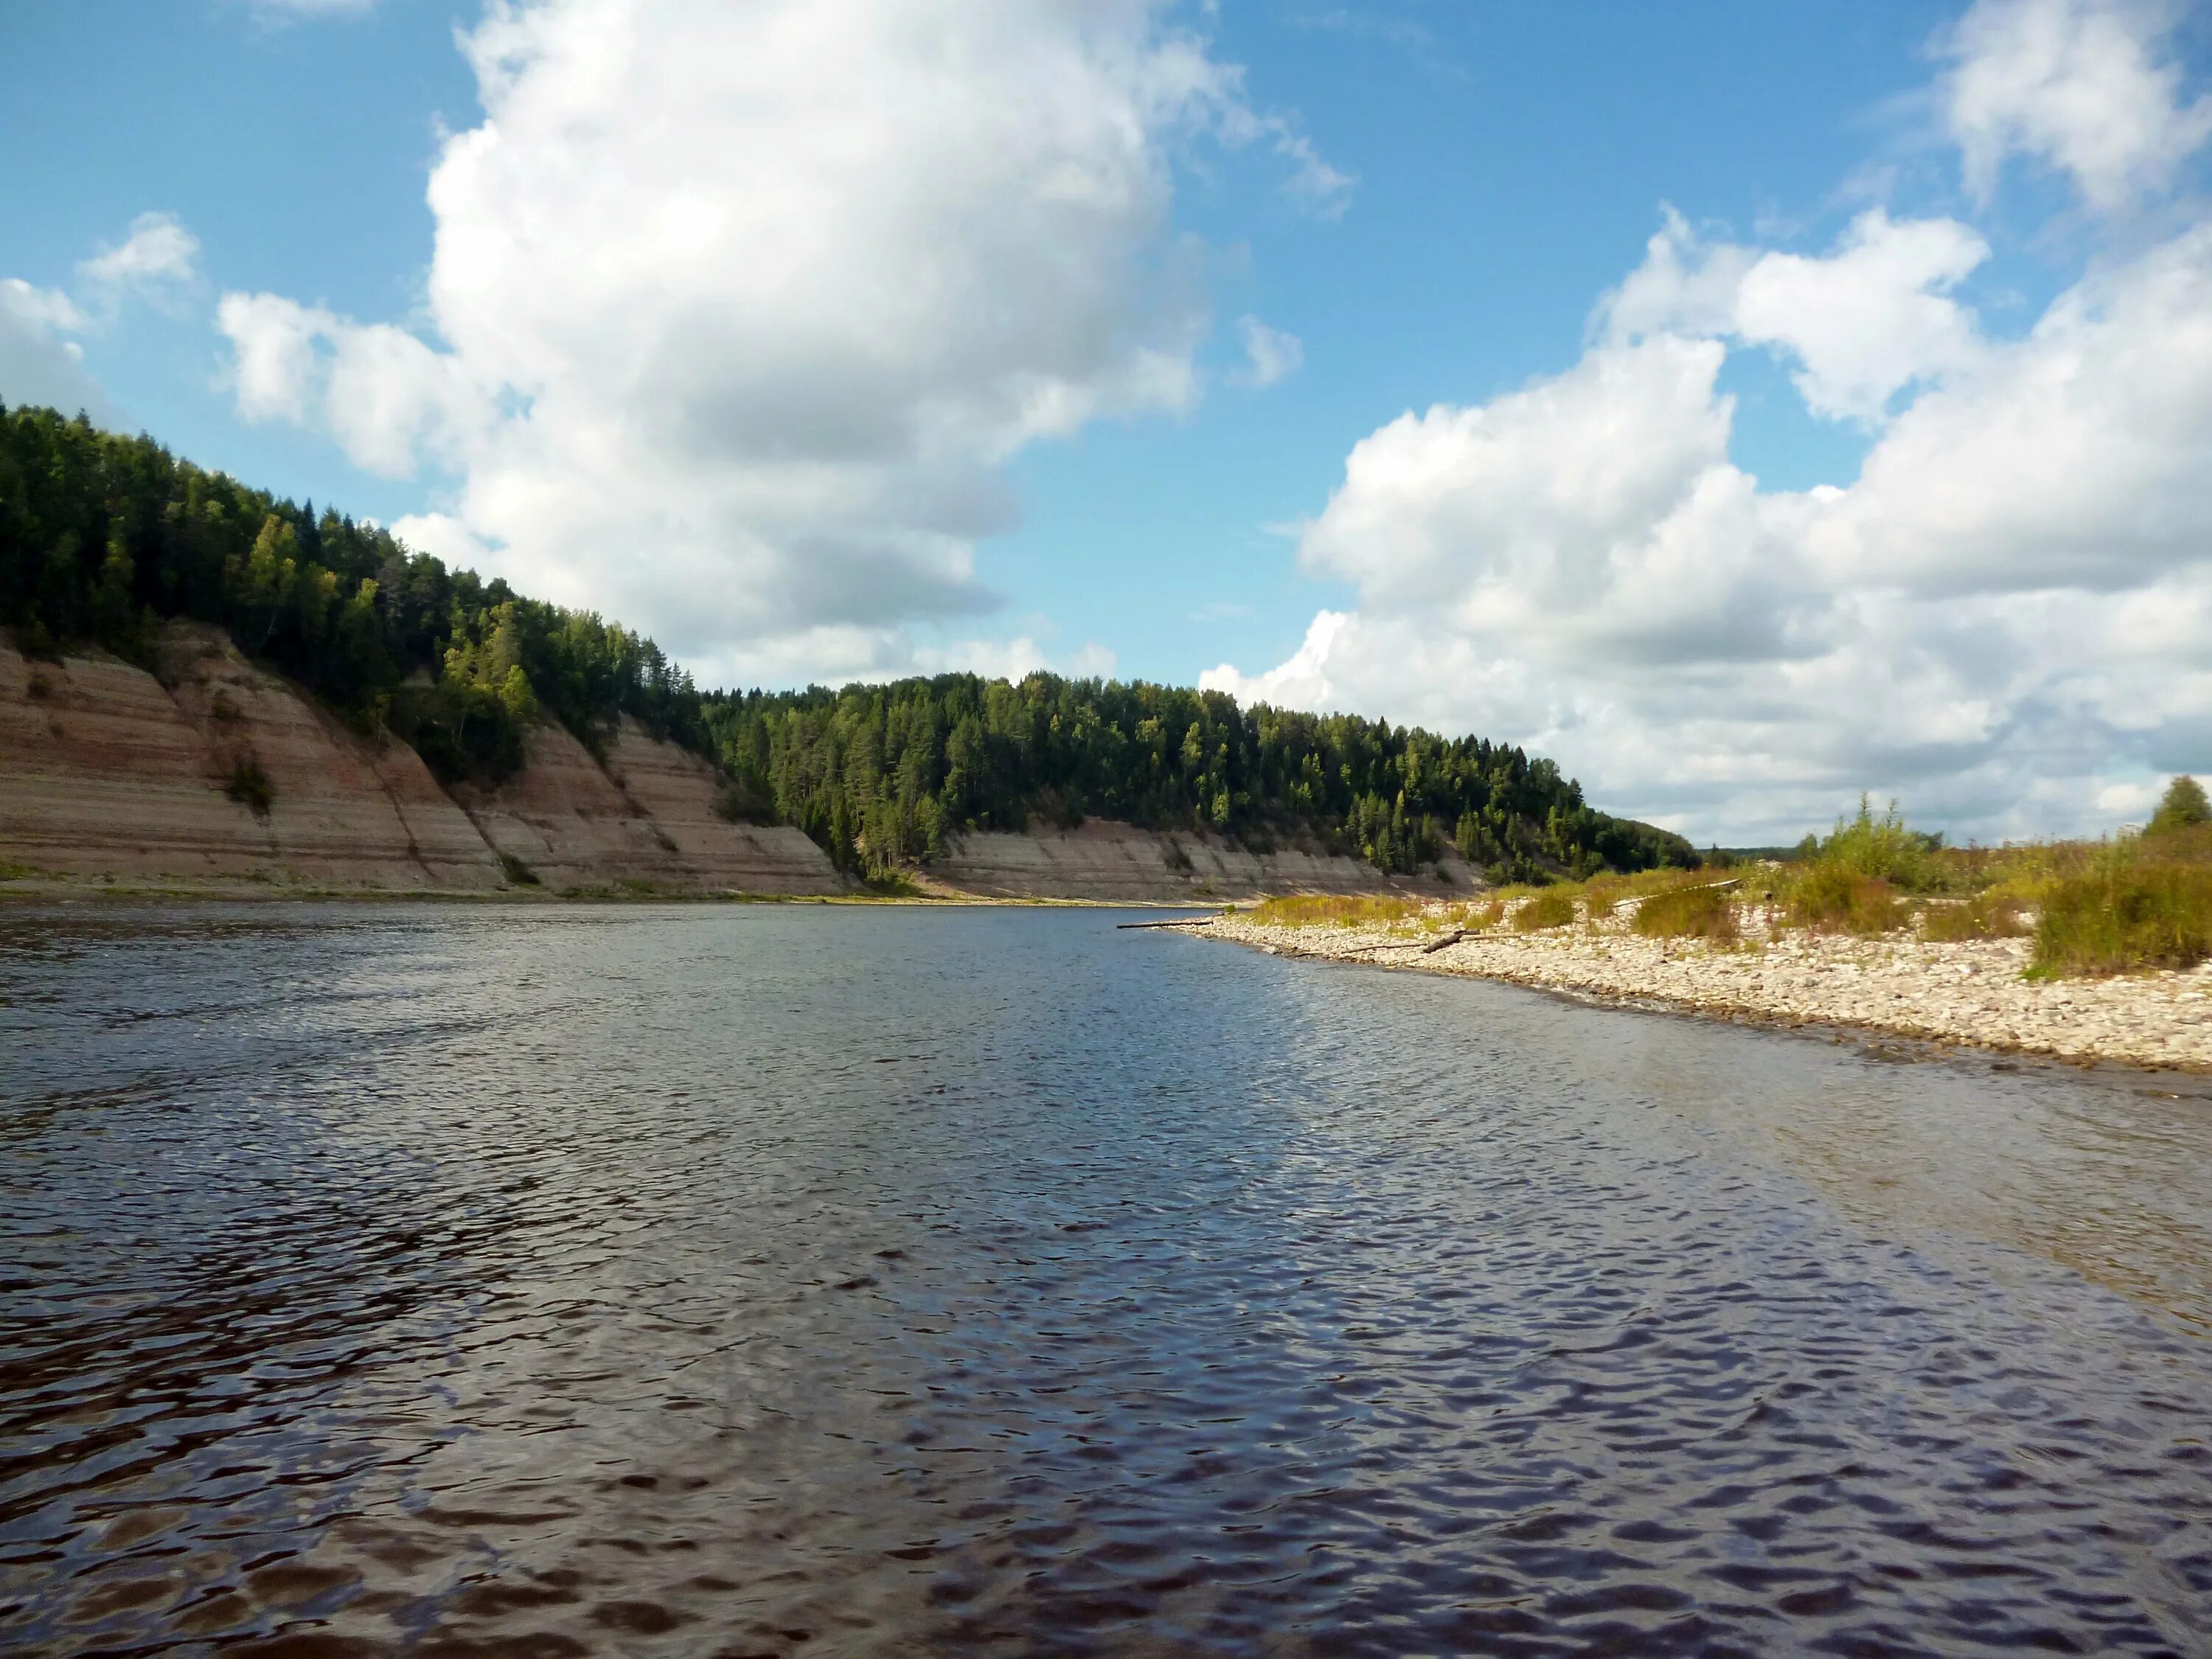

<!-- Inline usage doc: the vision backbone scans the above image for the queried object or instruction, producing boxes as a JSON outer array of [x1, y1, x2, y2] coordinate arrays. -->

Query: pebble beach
[[1185, 904, 2212, 1071]]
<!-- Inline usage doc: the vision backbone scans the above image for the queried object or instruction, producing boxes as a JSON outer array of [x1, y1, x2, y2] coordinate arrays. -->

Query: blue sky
[[4, 1, 2210, 841]]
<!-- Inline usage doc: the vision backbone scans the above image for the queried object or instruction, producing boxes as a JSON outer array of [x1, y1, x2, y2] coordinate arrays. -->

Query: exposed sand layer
[[3, 622, 506, 890], [450, 716, 839, 894], [931, 821, 1478, 902], [1192, 908, 2212, 1071], [1, 627, 844, 897], [5, 625, 1452, 904]]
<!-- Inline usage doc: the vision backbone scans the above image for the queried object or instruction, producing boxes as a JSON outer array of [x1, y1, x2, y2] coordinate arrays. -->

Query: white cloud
[[2, 210, 206, 416], [0, 279, 104, 416], [1603, 207, 1990, 423], [219, 0, 1340, 672], [1234, 315, 1304, 387], [1943, 0, 2212, 211], [1731, 211, 1989, 423], [220, 292, 488, 478], [1210, 212, 2212, 843], [77, 211, 201, 307]]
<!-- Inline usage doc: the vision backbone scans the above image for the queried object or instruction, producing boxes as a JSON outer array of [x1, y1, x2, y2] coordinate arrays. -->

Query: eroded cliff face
[[931, 820, 1476, 902], [451, 717, 837, 894], [1, 625, 1453, 902], [0, 625, 842, 896], [0, 622, 510, 888]]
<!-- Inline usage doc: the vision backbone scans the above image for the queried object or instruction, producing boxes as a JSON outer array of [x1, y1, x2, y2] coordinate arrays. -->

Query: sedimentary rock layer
[[0, 627, 844, 896], [2, 625, 1470, 903], [931, 820, 1475, 902], [1, 622, 509, 889]]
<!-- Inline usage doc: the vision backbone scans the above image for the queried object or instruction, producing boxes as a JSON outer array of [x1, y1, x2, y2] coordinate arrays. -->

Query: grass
[[860, 869, 926, 898], [1764, 793, 2212, 975], [1919, 891, 2031, 942], [1786, 865, 1905, 935], [2028, 830, 2212, 977], [1632, 881, 1739, 942], [1511, 886, 1577, 931], [1250, 894, 1422, 928]]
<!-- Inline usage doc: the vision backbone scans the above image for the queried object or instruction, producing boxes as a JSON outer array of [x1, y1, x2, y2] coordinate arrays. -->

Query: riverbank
[[1184, 904, 2212, 1071], [0, 871, 1220, 908], [1, 627, 1476, 905]]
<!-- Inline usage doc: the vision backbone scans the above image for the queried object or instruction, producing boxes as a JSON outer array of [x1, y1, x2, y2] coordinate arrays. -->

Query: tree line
[[1, 404, 1694, 882]]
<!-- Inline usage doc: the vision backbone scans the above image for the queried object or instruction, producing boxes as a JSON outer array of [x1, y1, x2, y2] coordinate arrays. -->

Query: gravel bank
[[1187, 907, 2212, 1071]]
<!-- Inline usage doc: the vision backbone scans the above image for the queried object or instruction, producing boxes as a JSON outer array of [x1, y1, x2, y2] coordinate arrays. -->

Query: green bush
[[2148, 775, 2211, 837], [1512, 886, 1577, 931], [1787, 865, 1904, 934], [1805, 795, 1939, 891], [1633, 883, 1738, 942], [2031, 858, 2212, 976], [222, 756, 274, 817]]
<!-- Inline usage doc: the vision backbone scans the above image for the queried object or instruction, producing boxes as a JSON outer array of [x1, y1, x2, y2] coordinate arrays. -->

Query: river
[[3, 902, 2209, 1655]]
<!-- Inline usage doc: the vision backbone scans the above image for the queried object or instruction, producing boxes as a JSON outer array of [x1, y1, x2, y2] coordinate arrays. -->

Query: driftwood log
[[1354, 928, 1466, 955], [1116, 917, 1215, 930]]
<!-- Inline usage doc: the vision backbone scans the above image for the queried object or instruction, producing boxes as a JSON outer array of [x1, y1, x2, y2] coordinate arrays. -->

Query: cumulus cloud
[[1942, 0, 2212, 210], [1, 210, 201, 417], [1602, 207, 1989, 423], [1210, 200, 2212, 841], [218, 0, 1340, 671], [0, 279, 105, 417], [1234, 316, 1304, 387], [77, 211, 201, 308]]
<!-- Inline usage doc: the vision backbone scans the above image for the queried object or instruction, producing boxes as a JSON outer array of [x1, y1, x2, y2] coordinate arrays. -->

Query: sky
[[3, 0, 2210, 844]]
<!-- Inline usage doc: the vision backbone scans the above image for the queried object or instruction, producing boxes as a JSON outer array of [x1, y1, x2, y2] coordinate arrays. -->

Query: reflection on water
[[2, 902, 2208, 1656]]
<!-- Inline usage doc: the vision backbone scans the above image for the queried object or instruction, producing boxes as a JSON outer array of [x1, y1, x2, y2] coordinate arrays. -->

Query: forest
[[0, 404, 1696, 883]]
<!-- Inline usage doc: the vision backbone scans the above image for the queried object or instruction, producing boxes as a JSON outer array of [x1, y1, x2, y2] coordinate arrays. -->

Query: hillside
[[0, 405, 1695, 893]]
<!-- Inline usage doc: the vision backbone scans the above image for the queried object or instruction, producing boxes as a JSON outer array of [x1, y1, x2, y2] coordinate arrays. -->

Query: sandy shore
[[1186, 906, 2212, 1071]]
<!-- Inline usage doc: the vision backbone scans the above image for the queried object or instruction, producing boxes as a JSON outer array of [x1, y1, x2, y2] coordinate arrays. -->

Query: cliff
[[0, 625, 843, 897], [928, 821, 1476, 902], [1, 625, 1455, 903]]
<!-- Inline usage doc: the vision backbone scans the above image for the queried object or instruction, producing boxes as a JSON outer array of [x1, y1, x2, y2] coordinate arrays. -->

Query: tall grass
[[1919, 892, 2030, 942], [1250, 894, 1422, 929], [2029, 830, 2212, 977], [1632, 882, 1739, 942], [1786, 866, 1904, 935], [1511, 887, 1577, 931]]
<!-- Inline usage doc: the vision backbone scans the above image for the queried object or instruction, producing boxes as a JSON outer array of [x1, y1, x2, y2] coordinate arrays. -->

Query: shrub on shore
[[1787, 865, 1904, 934], [2030, 846, 2212, 977], [1798, 796, 1941, 891], [2148, 775, 2210, 837], [1632, 882, 1739, 942], [1512, 887, 1577, 931]]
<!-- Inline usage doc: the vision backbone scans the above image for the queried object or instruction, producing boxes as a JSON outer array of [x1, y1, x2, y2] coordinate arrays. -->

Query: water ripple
[[1, 902, 2208, 1655]]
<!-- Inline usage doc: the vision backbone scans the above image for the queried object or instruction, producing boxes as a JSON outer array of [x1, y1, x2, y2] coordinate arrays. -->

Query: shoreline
[[0, 872, 1223, 909], [1180, 908, 2212, 1074]]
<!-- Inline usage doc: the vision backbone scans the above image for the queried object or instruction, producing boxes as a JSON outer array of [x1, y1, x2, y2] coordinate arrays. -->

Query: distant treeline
[[703, 681, 1693, 882], [0, 404, 1694, 882]]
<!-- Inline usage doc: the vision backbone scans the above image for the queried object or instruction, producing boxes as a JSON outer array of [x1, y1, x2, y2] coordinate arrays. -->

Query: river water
[[3, 902, 2210, 1657]]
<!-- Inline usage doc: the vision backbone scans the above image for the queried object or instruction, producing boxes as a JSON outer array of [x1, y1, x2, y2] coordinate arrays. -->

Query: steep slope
[[0, 625, 845, 896], [1, 623, 506, 889], [451, 717, 841, 894], [931, 821, 1477, 901], [1, 622, 1466, 902]]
